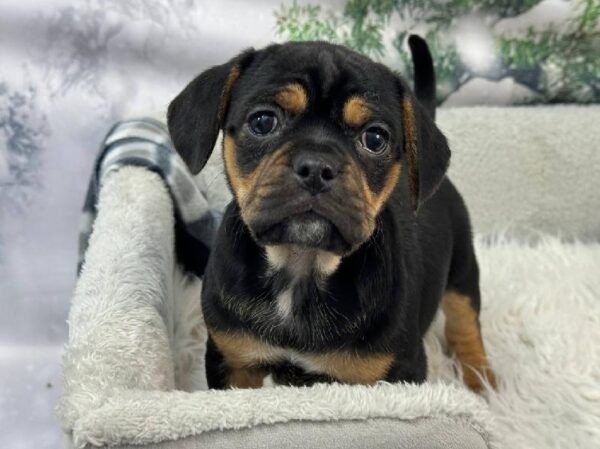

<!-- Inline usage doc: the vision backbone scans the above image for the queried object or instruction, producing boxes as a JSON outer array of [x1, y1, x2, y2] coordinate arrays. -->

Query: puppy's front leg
[[227, 366, 265, 389], [206, 330, 268, 389], [386, 341, 427, 384], [442, 291, 496, 391]]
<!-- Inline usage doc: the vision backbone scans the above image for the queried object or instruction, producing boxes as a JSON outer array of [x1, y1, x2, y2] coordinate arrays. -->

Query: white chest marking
[[275, 287, 294, 320], [265, 244, 341, 278]]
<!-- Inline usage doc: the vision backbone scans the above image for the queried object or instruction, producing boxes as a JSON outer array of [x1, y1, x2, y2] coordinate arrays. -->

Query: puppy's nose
[[292, 154, 338, 195]]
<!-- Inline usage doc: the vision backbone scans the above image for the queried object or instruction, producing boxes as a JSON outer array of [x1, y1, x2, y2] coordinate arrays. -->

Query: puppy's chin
[[253, 212, 350, 254]]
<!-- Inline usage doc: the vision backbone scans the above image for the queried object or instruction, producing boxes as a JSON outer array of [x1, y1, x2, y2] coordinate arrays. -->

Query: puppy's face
[[168, 42, 449, 255]]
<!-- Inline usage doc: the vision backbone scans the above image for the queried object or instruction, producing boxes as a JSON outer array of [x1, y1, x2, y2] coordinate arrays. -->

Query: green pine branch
[[274, 0, 600, 103]]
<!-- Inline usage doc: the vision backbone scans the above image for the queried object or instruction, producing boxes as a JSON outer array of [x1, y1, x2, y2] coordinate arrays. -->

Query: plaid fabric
[[78, 118, 221, 273]]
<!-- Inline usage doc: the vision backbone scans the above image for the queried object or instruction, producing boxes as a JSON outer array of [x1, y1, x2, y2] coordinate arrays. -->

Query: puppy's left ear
[[167, 49, 255, 174], [399, 88, 451, 211]]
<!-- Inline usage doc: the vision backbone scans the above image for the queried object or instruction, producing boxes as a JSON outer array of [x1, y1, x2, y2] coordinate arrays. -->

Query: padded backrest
[[198, 106, 600, 240], [439, 106, 600, 240]]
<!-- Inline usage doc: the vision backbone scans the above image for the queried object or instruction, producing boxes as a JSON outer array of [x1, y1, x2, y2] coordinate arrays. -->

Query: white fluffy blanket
[[57, 166, 600, 448], [430, 235, 600, 448]]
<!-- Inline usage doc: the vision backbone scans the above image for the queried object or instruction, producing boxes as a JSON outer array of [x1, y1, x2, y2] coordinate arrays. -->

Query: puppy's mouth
[[252, 211, 351, 254], [253, 211, 348, 253]]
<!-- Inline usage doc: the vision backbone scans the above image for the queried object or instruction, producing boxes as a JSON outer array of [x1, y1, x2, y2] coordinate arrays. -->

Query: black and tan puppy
[[169, 36, 496, 391]]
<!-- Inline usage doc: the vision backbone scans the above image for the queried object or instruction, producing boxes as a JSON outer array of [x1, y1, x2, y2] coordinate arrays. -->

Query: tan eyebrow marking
[[274, 83, 308, 114], [342, 95, 372, 127]]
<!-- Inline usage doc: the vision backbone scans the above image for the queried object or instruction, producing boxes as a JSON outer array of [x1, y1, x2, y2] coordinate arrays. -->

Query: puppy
[[168, 36, 496, 391]]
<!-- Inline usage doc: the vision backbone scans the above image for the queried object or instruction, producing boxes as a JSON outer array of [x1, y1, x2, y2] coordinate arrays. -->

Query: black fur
[[169, 36, 480, 388], [408, 35, 437, 119], [168, 50, 255, 173]]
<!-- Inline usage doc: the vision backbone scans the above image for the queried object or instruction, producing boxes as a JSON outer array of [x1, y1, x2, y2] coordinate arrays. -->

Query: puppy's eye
[[361, 127, 389, 154], [248, 111, 278, 135]]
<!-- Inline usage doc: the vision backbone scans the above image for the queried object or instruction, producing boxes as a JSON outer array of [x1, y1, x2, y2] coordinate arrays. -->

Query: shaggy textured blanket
[[432, 235, 600, 447]]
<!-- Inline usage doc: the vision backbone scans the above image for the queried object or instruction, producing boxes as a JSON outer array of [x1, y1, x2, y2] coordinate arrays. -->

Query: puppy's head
[[168, 41, 449, 255]]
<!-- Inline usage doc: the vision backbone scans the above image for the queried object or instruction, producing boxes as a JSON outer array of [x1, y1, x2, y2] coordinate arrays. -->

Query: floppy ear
[[167, 50, 254, 174], [400, 89, 451, 211]]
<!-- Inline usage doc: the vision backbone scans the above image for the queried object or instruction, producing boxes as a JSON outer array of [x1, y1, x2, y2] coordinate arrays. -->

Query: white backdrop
[[0, 1, 591, 448]]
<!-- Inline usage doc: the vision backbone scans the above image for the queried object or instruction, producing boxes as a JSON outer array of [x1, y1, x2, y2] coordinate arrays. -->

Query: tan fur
[[228, 367, 265, 388], [223, 135, 289, 222], [209, 330, 282, 367], [317, 161, 366, 243], [217, 66, 241, 123], [442, 291, 497, 391], [225, 124, 399, 249], [314, 251, 342, 276], [351, 160, 402, 237], [365, 162, 402, 214], [305, 351, 394, 384], [342, 95, 371, 128], [223, 135, 245, 199], [209, 329, 394, 387], [401, 96, 419, 201], [264, 245, 290, 271], [275, 83, 308, 115]]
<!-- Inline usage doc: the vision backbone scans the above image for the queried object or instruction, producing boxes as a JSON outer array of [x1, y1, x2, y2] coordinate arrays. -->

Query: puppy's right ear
[[167, 50, 254, 174]]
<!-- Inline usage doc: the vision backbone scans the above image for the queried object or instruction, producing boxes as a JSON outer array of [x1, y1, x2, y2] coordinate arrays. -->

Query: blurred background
[[0, 0, 598, 448]]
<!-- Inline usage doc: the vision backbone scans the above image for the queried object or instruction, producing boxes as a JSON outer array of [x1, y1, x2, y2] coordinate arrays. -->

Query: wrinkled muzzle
[[233, 143, 379, 255]]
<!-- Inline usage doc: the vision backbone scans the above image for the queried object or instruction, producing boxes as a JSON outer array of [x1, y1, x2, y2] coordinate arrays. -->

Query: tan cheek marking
[[358, 161, 402, 219], [223, 135, 288, 221], [401, 96, 419, 200], [337, 161, 377, 240], [275, 83, 308, 114], [339, 159, 401, 244], [372, 162, 402, 212], [442, 291, 497, 392], [343, 96, 371, 128]]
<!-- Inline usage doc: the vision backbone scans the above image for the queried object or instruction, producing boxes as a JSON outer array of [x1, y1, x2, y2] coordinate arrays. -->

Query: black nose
[[292, 154, 338, 195]]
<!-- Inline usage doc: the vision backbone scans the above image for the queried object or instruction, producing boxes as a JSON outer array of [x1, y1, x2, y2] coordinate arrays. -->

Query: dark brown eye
[[361, 126, 389, 153], [248, 111, 278, 135]]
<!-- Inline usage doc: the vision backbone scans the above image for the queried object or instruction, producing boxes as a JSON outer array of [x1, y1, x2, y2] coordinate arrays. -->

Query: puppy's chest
[[235, 246, 350, 329], [211, 246, 394, 384], [221, 270, 354, 344]]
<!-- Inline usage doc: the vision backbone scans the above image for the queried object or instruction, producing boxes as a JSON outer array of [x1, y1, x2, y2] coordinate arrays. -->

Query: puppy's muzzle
[[244, 144, 372, 254]]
